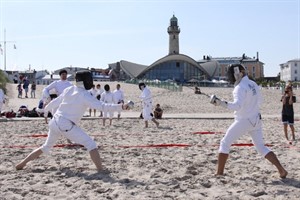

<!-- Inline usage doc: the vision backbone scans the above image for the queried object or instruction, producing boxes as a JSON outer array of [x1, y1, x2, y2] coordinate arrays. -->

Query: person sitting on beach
[[210, 64, 287, 178], [154, 104, 163, 119], [194, 86, 201, 94], [15, 70, 133, 172]]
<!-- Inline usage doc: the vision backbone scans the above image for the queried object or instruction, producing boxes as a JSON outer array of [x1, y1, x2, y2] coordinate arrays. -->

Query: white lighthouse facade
[[167, 15, 180, 55]]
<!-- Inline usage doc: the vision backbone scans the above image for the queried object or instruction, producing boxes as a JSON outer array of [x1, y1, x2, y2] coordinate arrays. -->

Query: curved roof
[[199, 60, 220, 78], [140, 54, 212, 78], [118, 60, 148, 78]]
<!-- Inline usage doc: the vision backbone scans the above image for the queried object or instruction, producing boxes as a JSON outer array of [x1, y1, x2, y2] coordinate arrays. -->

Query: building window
[[295, 63, 297, 67], [252, 66, 255, 78], [295, 70, 297, 74]]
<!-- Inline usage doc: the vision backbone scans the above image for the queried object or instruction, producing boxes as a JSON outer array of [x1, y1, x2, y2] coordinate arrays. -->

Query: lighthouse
[[167, 14, 180, 55]]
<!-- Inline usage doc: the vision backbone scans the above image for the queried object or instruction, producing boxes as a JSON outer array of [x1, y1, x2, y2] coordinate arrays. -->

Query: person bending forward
[[15, 71, 131, 172]]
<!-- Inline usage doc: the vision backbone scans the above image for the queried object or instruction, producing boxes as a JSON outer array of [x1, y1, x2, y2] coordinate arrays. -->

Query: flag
[[14, 44, 17, 49]]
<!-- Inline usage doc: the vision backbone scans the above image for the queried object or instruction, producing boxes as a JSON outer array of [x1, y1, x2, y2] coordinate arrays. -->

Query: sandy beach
[[1, 82, 300, 199]]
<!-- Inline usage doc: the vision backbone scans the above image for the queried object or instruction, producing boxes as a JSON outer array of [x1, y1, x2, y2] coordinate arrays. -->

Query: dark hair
[[104, 84, 110, 91], [59, 69, 68, 76], [138, 82, 146, 90], [227, 64, 246, 84]]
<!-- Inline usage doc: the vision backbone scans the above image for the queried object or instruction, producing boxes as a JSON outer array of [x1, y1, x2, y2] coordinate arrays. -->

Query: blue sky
[[0, 0, 299, 76]]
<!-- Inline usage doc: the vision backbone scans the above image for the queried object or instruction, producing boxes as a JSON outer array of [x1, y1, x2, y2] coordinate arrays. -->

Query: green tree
[[0, 70, 9, 94]]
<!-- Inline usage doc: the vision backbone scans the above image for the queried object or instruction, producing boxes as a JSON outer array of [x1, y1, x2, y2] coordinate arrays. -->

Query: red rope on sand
[[21, 134, 48, 138], [1, 144, 84, 148], [192, 131, 224, 134], [117, 144, 192, 148]]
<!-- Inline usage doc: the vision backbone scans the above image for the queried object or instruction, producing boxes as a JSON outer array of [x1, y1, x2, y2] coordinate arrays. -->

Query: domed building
[[109, 15, 220, 84]]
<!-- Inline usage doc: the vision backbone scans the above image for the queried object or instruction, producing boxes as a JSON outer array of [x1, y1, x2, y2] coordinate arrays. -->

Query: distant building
[[109, 15, 218, 84], [4, 69, 48, 84], [209, 52, 264, 80], [41, 74, 73, 85], [280, 59, 300, 82], [53, 66, 87, 81]]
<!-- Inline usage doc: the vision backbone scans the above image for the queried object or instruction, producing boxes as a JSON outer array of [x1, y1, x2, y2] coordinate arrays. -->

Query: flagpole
[[4, 29, 6, 71], [0, 29, 16, 71]]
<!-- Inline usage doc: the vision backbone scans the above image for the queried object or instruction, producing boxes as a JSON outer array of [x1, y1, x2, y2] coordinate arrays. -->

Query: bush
[[0, 69, 9, 94]]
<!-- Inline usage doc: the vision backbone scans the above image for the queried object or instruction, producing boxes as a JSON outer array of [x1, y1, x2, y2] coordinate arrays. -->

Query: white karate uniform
[[113, 89, 124, 116], [41, 85, 122, 154], [0, 89, 5, 113], [140, 87, 153, 121], [42, 80, 73, 116], [89, 88, 98, 109], [219, 76, 270, 157], [42, 80, 73, 101], [100, 91, 115, 119]]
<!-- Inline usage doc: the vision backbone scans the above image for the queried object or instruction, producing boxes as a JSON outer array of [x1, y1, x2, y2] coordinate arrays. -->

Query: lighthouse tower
[[167, 14, 180, 55]]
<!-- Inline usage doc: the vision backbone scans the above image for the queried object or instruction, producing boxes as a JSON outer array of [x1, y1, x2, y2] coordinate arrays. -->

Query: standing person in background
[[113, 84, 124, 120], [281, 86, 296, 142], [42, 69, 72, 111], [89, 84, 98, 117], [210, 64, 287, 178], [0, 88, 5, 115], [31, 81, 36, 98], [23, 77, 30, 98], [96, 84, 104, 117], [139, 82, 159, 128], [100, 84, 115, 126], [15, 70, 133, 172]]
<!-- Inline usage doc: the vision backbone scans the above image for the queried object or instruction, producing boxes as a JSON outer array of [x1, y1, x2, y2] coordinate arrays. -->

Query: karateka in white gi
[[113, 84, 124, 120], [139, 83, 159, 128], [42, 69, 73, 115], [100, 84, 115, 126], [89, 84, 98, 117], [96, 84, 105, 117], [210, 64, 287, 178], [15, 70, 134, 171]]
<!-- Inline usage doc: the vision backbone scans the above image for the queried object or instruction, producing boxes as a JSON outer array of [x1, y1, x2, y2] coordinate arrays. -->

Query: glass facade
[[139, 60, 205, 84]]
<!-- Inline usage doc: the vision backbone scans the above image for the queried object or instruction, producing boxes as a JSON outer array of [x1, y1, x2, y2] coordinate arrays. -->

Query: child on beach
[[281, 86, 296, 141], [17, 83, 22, 98], [15, 71, 133, 172]]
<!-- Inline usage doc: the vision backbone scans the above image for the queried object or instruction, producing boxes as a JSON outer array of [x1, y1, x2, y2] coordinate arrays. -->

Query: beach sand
[[1, 82, 300, 199]]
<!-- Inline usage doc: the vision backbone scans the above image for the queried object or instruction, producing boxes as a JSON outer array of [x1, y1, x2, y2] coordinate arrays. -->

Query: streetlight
[[0, 29, 17, 71]]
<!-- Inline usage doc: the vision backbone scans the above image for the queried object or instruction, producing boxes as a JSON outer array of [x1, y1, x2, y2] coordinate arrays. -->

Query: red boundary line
[[3, 143, 297, 149], [192, 131, 224, 135]]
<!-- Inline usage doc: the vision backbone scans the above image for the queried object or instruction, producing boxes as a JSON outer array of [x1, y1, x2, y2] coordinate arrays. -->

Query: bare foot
[[15, 163, 25, 170], [280, 170, 288, 179]]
